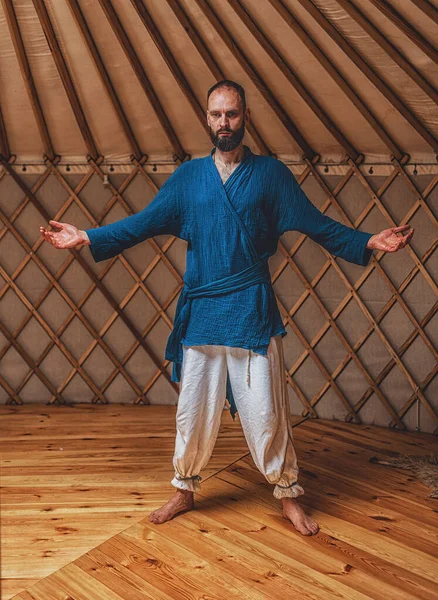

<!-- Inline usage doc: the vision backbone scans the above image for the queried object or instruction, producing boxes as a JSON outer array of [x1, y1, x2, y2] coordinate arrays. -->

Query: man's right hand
[[40, 220, 91, 249]]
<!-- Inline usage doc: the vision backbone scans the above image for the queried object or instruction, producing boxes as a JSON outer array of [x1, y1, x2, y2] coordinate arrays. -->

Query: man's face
[[207, 87, 248, 152]]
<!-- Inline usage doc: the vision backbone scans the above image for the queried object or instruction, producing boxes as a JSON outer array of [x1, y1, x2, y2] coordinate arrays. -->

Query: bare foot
[[282, 497, 319, 535], [149, 489, 194, 524]]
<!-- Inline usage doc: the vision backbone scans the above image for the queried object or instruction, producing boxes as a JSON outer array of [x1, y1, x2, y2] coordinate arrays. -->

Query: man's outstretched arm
[[40, 166, 186, 261], [271, 162, 414, 265]]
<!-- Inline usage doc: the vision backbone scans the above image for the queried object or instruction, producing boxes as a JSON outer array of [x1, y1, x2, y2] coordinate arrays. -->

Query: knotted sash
[[165, 259, 271, 403]]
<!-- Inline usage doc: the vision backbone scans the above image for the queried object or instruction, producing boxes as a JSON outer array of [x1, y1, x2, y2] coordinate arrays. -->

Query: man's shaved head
[[207, 80, 246, 112]]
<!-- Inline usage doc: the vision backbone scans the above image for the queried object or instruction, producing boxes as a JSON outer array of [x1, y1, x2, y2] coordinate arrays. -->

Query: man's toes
[[298, 524, 312, 535], [308, 522, 319, 535]]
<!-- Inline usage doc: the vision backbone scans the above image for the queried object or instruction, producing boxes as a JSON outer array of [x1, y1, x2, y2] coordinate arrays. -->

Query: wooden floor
[[1, 405, 437, 600]]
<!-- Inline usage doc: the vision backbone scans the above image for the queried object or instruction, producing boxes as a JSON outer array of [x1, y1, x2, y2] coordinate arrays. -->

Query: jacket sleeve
[[272, 161, 373, 266], [84, 165, 186, 262]]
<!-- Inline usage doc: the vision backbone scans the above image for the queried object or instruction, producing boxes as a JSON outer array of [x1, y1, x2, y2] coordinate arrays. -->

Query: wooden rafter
[[166, 0, 271, 156], [298, 0, 438, 152], [337, 0, 438, 106], [129, 0, 206, 133], [31, 0, 99, 159], [0, 101, 9, 160], [369, 0, 438, 64], [97, 0, 186, 162], [409, 0, 438, 25], [2, 0, 55, 160], [228, 0, 360, 160], [195, 0, 316, 160], [66, 0, 142, 160], [267, 0, 403, 160], [166, 0, 221, 81]]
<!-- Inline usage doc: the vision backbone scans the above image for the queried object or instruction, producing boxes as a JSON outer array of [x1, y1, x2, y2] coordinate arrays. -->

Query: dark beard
[[210, 122, 245, 152]]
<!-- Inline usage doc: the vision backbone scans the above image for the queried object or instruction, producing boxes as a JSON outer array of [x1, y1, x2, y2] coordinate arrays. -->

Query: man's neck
[[214, 144, 245, 165]]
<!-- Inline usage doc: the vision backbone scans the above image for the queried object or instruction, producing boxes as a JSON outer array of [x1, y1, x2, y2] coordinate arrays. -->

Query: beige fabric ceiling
[[0, 0, 437, 165]]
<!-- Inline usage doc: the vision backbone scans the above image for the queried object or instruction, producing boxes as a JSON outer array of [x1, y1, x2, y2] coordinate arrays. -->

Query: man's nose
[[219, 114, 229, 128]]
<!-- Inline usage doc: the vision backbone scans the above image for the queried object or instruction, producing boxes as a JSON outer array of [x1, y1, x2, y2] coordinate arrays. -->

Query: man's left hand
[[366, 225, 414, 252]]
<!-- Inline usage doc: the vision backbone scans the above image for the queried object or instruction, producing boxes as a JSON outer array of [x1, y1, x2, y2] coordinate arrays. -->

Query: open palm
[[368, 225, 414, 252], [40, 220, 88, 249]]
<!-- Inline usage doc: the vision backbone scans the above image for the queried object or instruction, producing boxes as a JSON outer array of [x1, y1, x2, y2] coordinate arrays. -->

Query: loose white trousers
[[171, 335, 305, 499]]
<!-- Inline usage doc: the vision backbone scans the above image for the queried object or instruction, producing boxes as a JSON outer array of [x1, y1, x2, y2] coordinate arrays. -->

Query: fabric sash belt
[[165, 259, 271, 383]]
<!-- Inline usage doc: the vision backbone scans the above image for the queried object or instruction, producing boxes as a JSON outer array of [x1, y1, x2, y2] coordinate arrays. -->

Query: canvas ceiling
[[0, 0, 437, 168]]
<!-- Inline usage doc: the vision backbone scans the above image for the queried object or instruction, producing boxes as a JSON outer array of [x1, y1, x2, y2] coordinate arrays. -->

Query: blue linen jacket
[[85, 147, 373, 416]]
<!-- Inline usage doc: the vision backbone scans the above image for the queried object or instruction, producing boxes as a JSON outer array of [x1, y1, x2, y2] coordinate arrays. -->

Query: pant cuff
[[273, 481, 305, 499], [171, 474, 202, 492]]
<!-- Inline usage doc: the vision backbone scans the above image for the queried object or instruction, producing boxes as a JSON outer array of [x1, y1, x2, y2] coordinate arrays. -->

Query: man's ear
[[244, 108, 251, 125]]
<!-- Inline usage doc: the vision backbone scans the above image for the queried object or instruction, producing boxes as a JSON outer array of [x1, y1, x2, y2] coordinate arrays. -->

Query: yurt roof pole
[[2, 0, 55, 161], [97, 0, 187, 163], [369, 0, 438, 63], [166, 0, 271, 156], [268, 0, 403, 160], [227, 0, 360, 161], [298, 0, 438, 153], [129, 0, 207, 133], [166, 0, 223, 80], [196, 0, 317, 161], [66, 0, 143, 160], [409, 0, 438, 25], [338, 0, 438, 106], [0, 103, 9, 160], [32, 0, 99, 160]]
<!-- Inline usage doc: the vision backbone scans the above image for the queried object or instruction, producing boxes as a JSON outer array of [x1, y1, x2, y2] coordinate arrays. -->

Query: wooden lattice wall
[[0, 157, 436, 433]]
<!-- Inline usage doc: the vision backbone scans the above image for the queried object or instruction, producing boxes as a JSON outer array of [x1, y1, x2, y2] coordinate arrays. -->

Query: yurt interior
[[1, 1, 437, 599]]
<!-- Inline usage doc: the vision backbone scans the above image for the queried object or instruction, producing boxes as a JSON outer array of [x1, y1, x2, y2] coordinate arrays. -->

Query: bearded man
[[40, 80, 413, 536]]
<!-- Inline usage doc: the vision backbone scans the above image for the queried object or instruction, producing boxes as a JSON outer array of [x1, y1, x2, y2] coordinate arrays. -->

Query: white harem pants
[[171, 335, 305, 499]]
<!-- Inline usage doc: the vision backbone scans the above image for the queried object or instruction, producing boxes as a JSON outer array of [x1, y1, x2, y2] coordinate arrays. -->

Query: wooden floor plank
[[191, 492, 431, 600], [177, 505, 374, 600], [30, 563, 129, 600], [119, 526, 250, 599], [2, 405, 437, 600], [1, 404, 247, 599], [193, 485, 437, 600], [303, 419, 438, 454], [208, 471, 438, 585], [295, 429, 436, 504], [220, 457, 438, 545]]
